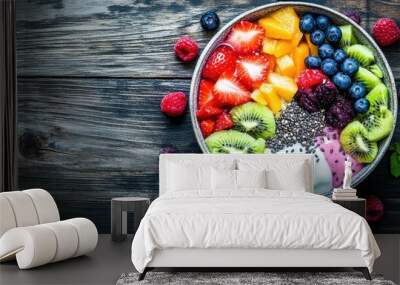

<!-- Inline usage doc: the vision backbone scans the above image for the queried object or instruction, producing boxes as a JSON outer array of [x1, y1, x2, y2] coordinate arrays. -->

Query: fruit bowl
[[190, 2, 397, 195]]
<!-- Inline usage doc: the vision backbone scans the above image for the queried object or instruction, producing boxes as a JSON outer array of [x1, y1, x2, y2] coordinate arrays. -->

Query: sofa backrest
[[159, 154, 314, 195], [0, 189, 60, 237]]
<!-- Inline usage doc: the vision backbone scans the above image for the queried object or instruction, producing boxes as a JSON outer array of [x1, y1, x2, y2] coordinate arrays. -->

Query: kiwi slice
[[230, 102, 276, 140], [339, 25, 358, 47], [340, 121, 378, 163], [366, 83, 389, 112], [344, 44, 375, 66], [205, 130, 266, 154], [358, 107, 394, 142], [368, 64, 384, 79], [354, 67, 382, 91]]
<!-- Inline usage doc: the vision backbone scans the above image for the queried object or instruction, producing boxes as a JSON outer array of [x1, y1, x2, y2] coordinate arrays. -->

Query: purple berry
[[314, 80, 339, 109], [325, 95, 355, 129], [343, 10, 361, 24], [295, 88, 320, 113]]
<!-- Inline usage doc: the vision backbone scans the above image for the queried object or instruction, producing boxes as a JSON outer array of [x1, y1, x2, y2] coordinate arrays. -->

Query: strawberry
[[213, 72, 251, 107], [198, 79, 215, 109], [236, 54, 275, 89], [296, 69, 327, 89], [200, 119, 216, 138], [372, 18, 400, 47], [214, 112, 234, 131], [225, 20, 264, 54], [196, 104, 223, 120], [202, 45, 237, 81]]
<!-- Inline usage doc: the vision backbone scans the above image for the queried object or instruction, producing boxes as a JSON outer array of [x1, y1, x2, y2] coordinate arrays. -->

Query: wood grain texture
[[16, 0, 370, 78], [17, 78, 200, 232], [16, 0, 400, 233]]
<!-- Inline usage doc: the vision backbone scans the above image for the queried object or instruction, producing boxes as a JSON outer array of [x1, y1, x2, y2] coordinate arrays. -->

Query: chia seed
[[267, 101, 325, 153]]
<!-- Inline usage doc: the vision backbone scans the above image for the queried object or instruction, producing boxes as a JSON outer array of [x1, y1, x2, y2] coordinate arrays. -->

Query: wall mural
[[16, 0, 399, 233]]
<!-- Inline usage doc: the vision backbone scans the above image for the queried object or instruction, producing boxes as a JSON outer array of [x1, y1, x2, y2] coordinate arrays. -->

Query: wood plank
[[17, 77, 200, 232], [366, 0, 400, 81], [16, 0, 369, 78]]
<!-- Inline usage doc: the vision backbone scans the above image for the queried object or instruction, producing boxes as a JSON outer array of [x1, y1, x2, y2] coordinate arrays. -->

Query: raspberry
[[174, 36, 199, 62], [372, 18, 400, 47], [296, 69, 327, 89], [160, 92, 187, 117]]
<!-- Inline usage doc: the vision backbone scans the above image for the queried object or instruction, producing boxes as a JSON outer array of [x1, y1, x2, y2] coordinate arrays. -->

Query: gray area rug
[[116, 272, 396, 285]]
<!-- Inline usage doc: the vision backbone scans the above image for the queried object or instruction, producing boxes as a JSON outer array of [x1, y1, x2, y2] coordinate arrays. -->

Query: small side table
[[111, 197, 150, 242], [332, 198, 366, 218]]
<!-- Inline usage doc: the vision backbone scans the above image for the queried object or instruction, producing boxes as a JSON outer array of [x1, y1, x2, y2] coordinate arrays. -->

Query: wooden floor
[[0, 235, 133, 285]]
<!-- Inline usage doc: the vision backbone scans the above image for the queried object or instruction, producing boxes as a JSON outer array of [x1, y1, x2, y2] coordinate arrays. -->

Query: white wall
[[374, 234, 400, 284]]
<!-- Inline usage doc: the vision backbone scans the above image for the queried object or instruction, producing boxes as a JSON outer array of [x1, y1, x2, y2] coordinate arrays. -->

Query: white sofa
[[0, 189, 98, 269]]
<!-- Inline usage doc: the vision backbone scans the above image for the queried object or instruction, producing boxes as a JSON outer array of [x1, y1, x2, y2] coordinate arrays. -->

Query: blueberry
[[333, 49, 347, 63], [300, 14, 316, 33], [325, 25, 342, 43], [341, 58, 360, 76], [333, 72, 352, 90], [305, 56, 322, 69], [200, 11, 220, 31], [318, 43, 334, 59], [348, 82, 366, 99], [354, 98, 370, 113], [321, 59, 338, 76], [316, 15, 331, 30], [311, 30, 326, 46]]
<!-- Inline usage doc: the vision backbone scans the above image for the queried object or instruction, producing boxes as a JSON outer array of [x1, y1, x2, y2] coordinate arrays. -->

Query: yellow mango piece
[[276, 55, 296, 78], [270, 7, 300, 37], [259, 83, 282, 113], [251, 89, 268, 105], [293, 42, 309, 76], [274, 40, 293, 57], [258, 18, 294, 40], [267, 72, 298, 102], [291, 30, 303, 48], [262, 37, 278, 55], [305, 34, 318, 56]]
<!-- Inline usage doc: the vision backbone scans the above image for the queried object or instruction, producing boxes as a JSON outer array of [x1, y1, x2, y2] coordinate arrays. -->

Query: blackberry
[[295, 88, 320, 113], [325, 95, 355, 129], [314, 80, 338, 109]]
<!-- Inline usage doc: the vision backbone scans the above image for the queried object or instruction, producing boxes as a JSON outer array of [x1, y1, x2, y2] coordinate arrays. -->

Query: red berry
[[372, 18, 400, 47], [196, 104, 223, 120], [236, 54, 275, 89], [198, 79, 215, 109], [296, 69, 327, 89], [174, 36, 199, 62], [214, 112, 234, 131], [213, 72, 251, 107], [202, 45, 237, 81], [160, 92, 187, 117], [225, 20, 264, 54], [200, 119, 215, 138]]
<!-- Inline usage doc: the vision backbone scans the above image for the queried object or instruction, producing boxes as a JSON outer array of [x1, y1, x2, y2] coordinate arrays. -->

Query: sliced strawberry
[[198, 79, 215, 109], [202, 45, 237, 81], [236, 54, 275, 89], [296, 69, 327, 89], [200, 119, 215, 138], [213, 72, 251, 107], [214, 112, 234, 132], [196, 104, 224, 120], [225, 21, 264, 54]]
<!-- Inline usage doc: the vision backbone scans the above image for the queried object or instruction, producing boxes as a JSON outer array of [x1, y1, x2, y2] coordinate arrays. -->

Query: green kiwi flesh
[[230, 102, 276, 139], [368, 64, 384, 78], [366, 83, 389, 112], [340, 121, 378, 163], [205, 130, 266, 154], [359, 107, 394, 142], [344, 44, 375, 66], [339, 25, 358, 47], [354, 67, 382, 91]]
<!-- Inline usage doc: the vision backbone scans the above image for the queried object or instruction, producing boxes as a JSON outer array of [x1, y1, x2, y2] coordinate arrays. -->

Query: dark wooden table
[[15, 0, 400, 233]]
